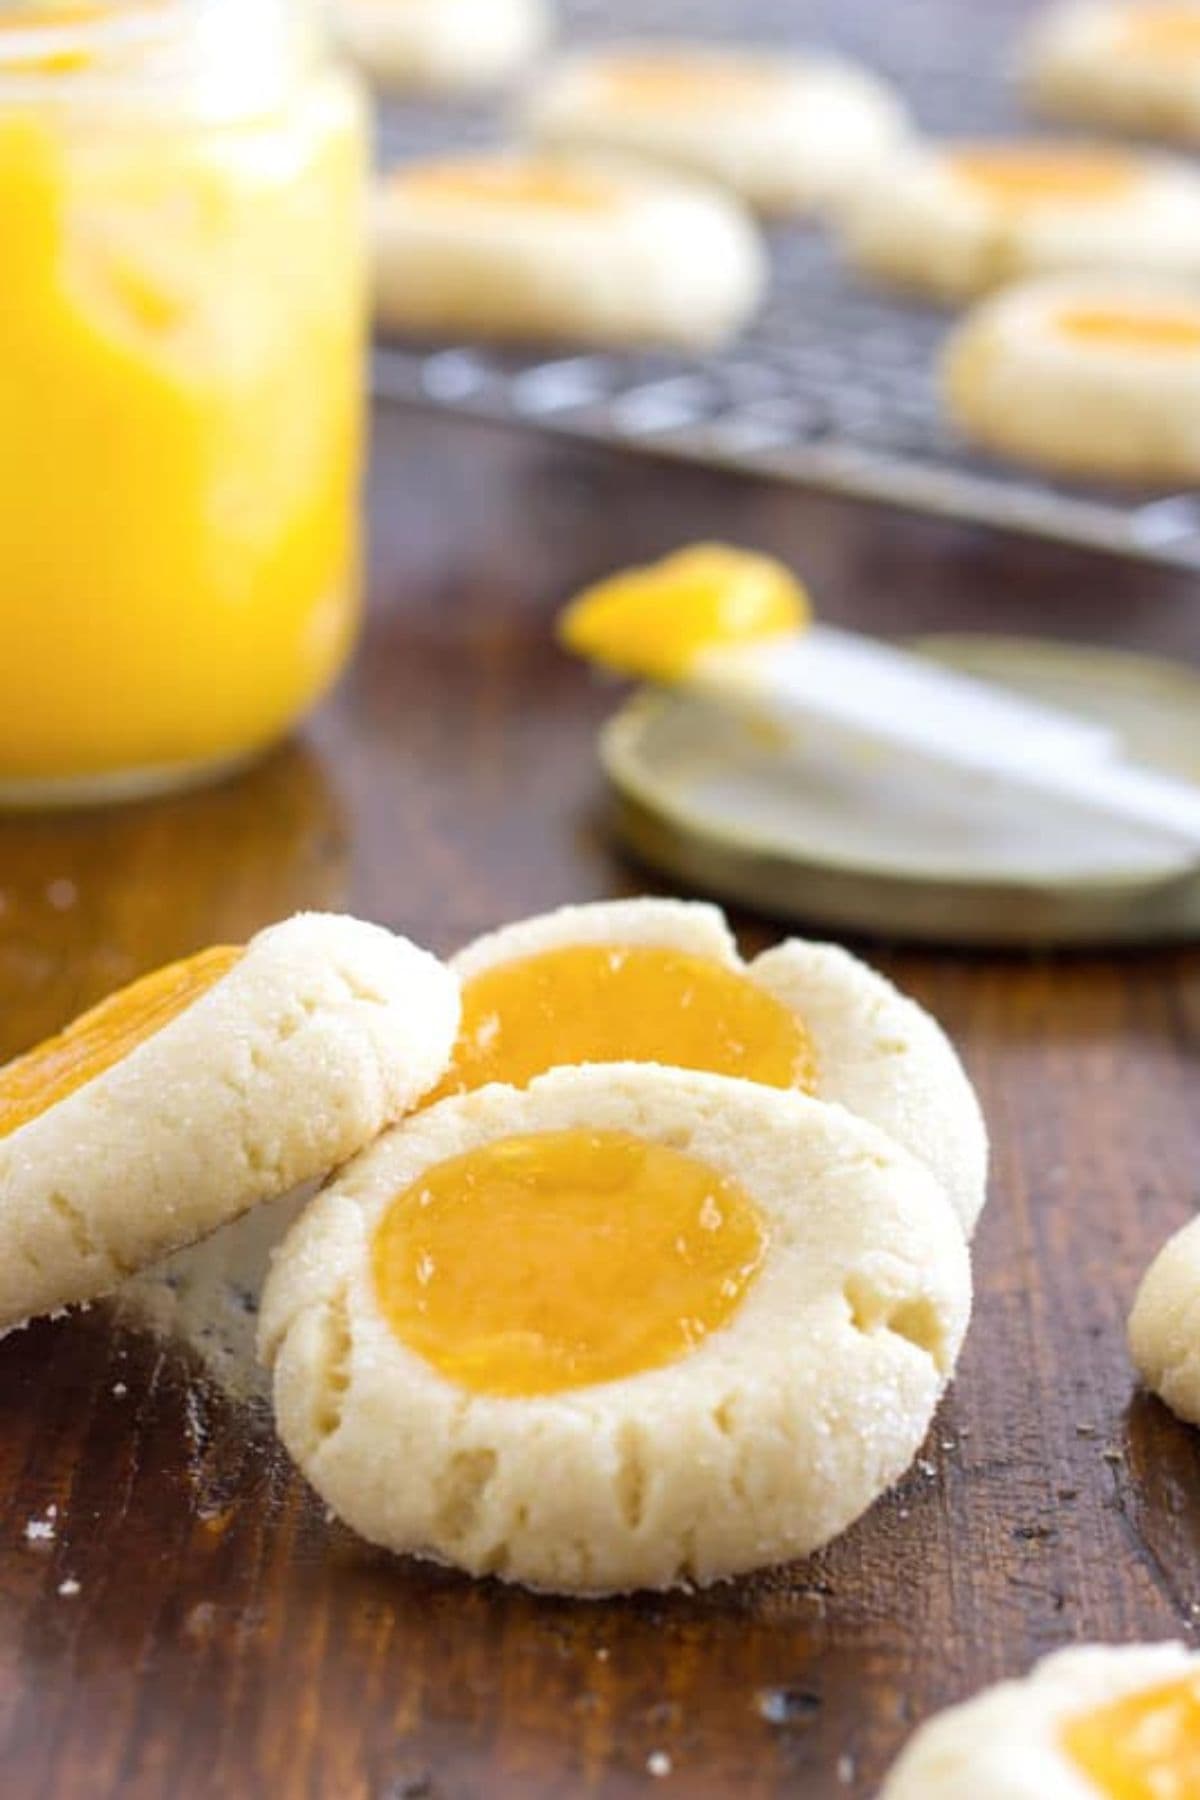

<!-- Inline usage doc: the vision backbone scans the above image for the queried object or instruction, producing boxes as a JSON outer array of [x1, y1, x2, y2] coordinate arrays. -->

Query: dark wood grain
[[2, 401, 1200, 1799]]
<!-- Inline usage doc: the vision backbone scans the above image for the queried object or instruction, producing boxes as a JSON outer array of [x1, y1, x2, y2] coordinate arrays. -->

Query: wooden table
[[3, 404, 1200, 1799]]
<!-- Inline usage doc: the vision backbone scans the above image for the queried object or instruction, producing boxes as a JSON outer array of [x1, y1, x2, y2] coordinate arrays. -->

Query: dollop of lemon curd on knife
[[371, 1128, 767, 1397], [1055, 303, 1200, 351], [557, 543, 809, 683], [0, 1, 366, 791], [0, 945, 240, 1139], [428, 943, 818, 1104], [1061, 1672, 1200, 1799], [948, 144, 1140, 204]]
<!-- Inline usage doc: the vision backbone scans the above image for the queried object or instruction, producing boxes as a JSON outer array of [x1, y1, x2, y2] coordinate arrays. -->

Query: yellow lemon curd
[[0, 944, 240, 1139], [558, 543, 809, 683], [597, 53, 783, 108], [0, 18, 366, 795], [1061, 1671, 1200, 1799], [427, 943, 818, 1105], [1120, 6, 1200, 56], [395, 157, 620, 215], [950, 144, 1140, 204], [1056, 303, 1200, 351], [372, 1127, 767, 1396]]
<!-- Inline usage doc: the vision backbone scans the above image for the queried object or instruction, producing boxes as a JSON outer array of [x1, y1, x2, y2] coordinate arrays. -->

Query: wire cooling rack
[[371, 0, 1200, 570]]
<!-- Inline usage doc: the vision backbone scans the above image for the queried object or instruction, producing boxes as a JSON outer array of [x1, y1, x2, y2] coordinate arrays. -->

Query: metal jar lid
[[602, 636, 1200, 948]]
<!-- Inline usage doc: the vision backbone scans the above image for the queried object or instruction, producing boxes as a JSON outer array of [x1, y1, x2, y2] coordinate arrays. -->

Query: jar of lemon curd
[[0, 0, 367, 804]]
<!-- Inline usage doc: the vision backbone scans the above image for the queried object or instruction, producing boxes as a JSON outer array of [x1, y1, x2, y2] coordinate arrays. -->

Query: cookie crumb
[[757, 1687, 821, 1725], [25, 1505, 58, 1545], [112, 1383, 128, 1399], [45, 879, 78, 912], [57, 1578, 81, 1598]]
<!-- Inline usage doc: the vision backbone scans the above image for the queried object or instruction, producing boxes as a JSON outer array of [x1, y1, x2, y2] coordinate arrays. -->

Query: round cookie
[[1130, 1214, 1200, 1422], [520, 42, 909, 215], [333, 0, 549, 94], [259, 1062, 972, 1595], [372, 153, 766, 349], [943, 273, 1200, 481], [1025, 2, 1200, 146], [0, 913, 459, 1333], [432, 898, 988, 1237], [882, 1642, 1200, 1797], [838, 138, 1200, 301]]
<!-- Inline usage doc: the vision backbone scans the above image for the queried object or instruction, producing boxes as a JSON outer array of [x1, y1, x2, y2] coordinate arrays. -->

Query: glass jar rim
[[0, 0, 321, 118]]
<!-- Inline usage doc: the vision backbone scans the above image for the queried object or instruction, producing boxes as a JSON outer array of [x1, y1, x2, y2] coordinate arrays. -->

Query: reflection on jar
[[0, 1, 369, 805], [0, 740, 349, 1038]]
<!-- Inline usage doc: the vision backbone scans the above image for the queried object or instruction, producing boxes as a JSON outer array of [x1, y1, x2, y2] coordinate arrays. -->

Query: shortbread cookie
[[372, 153, 765, 348], [883, 1642, 1200, 1797], [334, 0, 549, 93], [1130, 1213, 1200, 1422], [943, 273, 1200, 480], [428, 898, 987, 1236], [0, 914, 459, 1332], [839, 139, 1200, 300], [260, 1062, 971, 1594], [521, 42, 908, 214], [1026, 1, 1200, 146]]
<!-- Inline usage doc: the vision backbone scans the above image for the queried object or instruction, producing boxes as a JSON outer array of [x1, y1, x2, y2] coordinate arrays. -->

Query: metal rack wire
[[372, 0, 1200, 571]]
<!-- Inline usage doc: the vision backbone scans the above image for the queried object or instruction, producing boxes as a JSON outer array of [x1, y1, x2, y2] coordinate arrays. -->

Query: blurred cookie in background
[[839, 138, 1200, 300], [372, 153, 766, 348], [335, 0, 551, 93], [942, 273, 1200, 481], [1025, 1, 1200, 145], [521, 42, 908, 214]]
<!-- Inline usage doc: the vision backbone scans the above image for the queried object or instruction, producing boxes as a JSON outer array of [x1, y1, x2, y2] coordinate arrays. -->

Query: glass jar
[[0, 0, 368, 804]]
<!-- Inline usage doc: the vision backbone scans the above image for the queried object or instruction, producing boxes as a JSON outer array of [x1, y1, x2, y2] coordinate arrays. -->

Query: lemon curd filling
[[558, 544, 809, 683], [597, 54, 782, 108], [372, 1128, 768, 1397], [0, 3, 367, 794], [395, 158, 620, 214], [1056, 304, 1200, 351], [950, 145, 1139, 204], [1120, 6, 1200, 56], [1061, 1673, 1200, 1799], [0, 944, 240, 1139], [427, 943, 818, 1104]]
